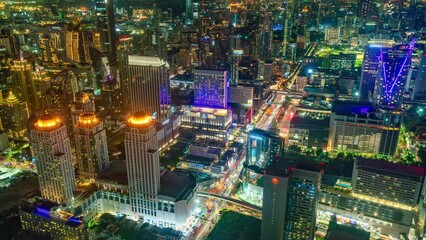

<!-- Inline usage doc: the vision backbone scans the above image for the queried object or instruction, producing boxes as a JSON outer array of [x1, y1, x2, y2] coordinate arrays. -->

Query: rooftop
[[158, 170, 196, 201], [33, 114, 61, 131], [357, 159, 425, 178], [332, 101, 375, 116], [128, 55, 167, 67]]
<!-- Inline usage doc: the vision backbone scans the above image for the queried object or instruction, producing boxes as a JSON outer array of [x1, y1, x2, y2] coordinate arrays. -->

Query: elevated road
[[197, 192, 262, 212]]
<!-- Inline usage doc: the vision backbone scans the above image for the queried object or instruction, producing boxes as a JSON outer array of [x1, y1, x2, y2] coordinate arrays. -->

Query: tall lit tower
[[10, 56, 34, 112], [74, 112, 109, 180], [373, 41, 414, 108], [95, 0, 117, 62], [261, 162, 322, 240], [125, 112, 160, 219], [193, 67, 229, 109], [31, 115, 75, 205], [128, 56, 170, 120]]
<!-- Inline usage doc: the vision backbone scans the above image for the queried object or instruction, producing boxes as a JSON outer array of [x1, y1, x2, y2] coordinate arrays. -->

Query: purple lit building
[[193, 67, 229, 109], [373, 41, 414, 109]]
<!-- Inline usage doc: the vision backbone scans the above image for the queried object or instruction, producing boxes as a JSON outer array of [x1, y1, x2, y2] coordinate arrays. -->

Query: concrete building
[[31, 115, 76, 205], [20, 200, 90, 240], [193, 67, 229, 109], [0, 91, 29, 138], [412, 54, 426, 101], [261, 161, 323, 240], [74, 112, 110, 180], [328, 101, 401, 156], [352, 158, 424, 207], [125, 112, 160, 220], [180, 106, 232, 140], [128, 56, 171, 120]]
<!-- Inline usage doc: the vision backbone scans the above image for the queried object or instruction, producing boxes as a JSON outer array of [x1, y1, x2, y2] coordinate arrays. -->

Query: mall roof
[[357, 158, 424, 178], [158, 170, 196, 201]]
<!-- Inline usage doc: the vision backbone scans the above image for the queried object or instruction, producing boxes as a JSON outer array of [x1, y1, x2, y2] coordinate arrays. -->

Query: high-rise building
[[10, 56, 34, 112], [74, 112, 109, 180], [328, 101, 401, 156], [373, 42, 413, 108], [359, 41, 394, 102], [0, 91, 29, 137], [261, 161, 323, 240], [193, 67, 229, 109], [65, 19, 91, 64], [71, 92, 96, 126], [125, 112, 160, 219], [413, 54, 426, 101], [31, 115, 75, 205], [352, 158, 424, 207], [32, 67, 52, 113], [241, 128, 284, 205], [128, 56, 170, 120], [38, 35, 59, 64], [117, 36, 133, 111], [95, 0, 116, 62]]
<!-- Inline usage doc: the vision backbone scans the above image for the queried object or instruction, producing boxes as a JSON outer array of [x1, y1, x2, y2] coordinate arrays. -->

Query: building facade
[[128, 55, 171, 120], [74, 112, 110, 180], [31, 115, 76, 205], [193, 67, 229, 109]]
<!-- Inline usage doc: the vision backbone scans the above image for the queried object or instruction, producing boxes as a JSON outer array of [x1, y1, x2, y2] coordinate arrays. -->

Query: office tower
[[95, 0, 116, 62], [71, 92, 96, 126], [38, 35, 59, 64], [193, 67, 229, 109], [31, 115, 75, 205], [241, 128, 284, 204], [32, 67, 52, 113], [373, 42, 413, 109], [0, 28, 17, 56], [74, 112, 109, 180], [117, 36, 133, 111], [413, 54, 426, 101], [65, 19, 91, 64], [328, 101, 401, 156], [125, 112, 160, 218], [357, 0, 374, 20], [261, 162, 322, 240], [128, 56, 170, 120], [10, 56, 34, 112], [0, 91, 29, 137], [352, 158, 424, 206], [359, 41, 394, 102]]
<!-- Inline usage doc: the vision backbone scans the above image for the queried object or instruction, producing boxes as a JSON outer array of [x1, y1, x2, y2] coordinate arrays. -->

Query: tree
[[288, 145, 302, 153], [315, 148, 323, 157]]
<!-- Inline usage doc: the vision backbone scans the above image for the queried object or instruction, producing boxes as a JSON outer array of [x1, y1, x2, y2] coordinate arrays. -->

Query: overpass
[[197, 192, 262, 212]]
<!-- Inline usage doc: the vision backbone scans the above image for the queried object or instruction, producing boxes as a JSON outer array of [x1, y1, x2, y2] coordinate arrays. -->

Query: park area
[[207, 211, 261, 240]]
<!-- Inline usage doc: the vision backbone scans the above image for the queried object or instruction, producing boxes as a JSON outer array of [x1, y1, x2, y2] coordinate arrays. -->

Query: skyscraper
[[261, 161, 322, 240], [373, 42, 413, 108], [128, 56, 170, 120], [31, 115, 75, 205], [74, 112, 109, 180], [32, 67, 52, 113], [10, 56, 34, 112], [193, 67, 229, 109], [241, 128, 285, 205], [95, 0, 116, 62], [0, 91, 29, 137], [359, 42, 393, 102], [125, 112, 160, 218], [413, 54, 426, 101], [65, 19, 91, 64], [117, 36, 133, 111]]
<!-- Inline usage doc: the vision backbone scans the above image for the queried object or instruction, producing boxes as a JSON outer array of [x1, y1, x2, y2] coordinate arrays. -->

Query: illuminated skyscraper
[[31, 115, 75, 205], [0, 91, 29, 137], [359, 42, 393, 102], [74, 112, 109, 180], [241, 128, 284, 204], [373, 41, 413, 109], [193, 67, 229, 109], [128, 56, 170, 120], [38, 35, 59, 64], [125, 112, 160, 219], [32, 67, 52, 113], [65, 19, 91, 64], [95, 0, 116, 62], [117, 36, 133, 111], [10, 56, 34, 112], [261, 162, 322, 240]]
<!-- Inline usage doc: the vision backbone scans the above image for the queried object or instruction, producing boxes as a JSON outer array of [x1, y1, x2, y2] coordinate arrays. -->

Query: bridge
[[197, 192, 262, 212]]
